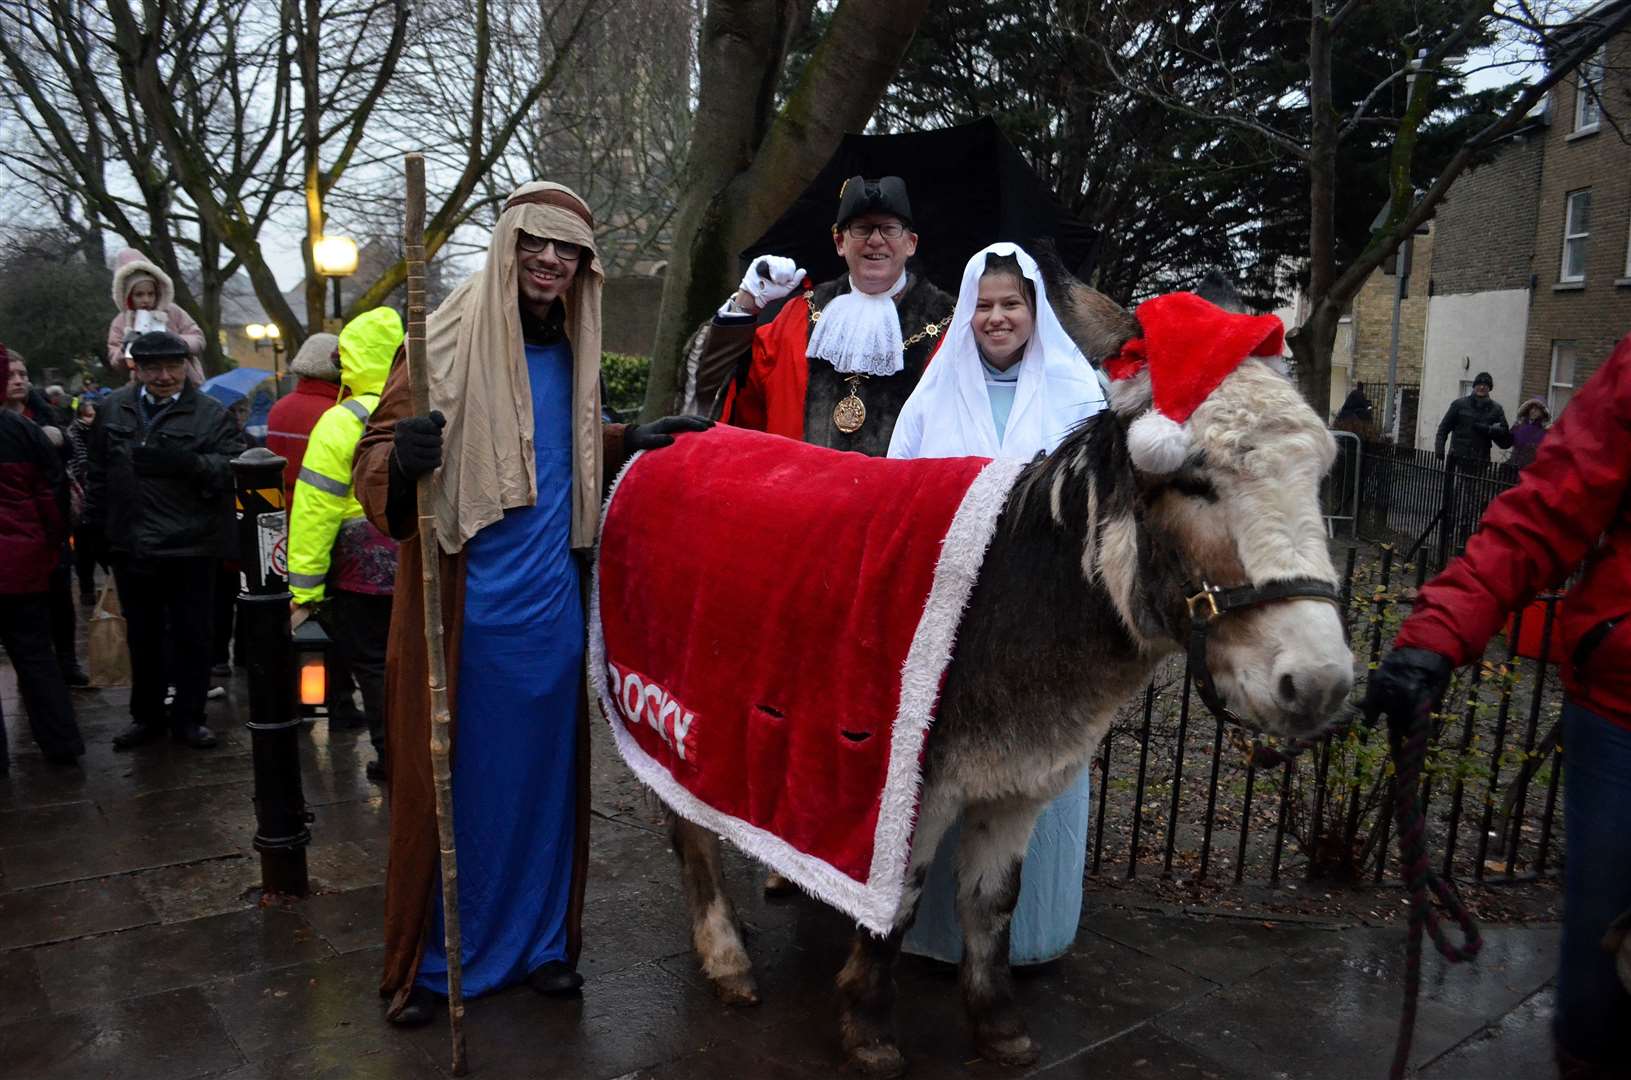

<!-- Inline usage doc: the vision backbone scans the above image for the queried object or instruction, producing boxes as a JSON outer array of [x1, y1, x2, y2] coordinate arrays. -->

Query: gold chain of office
[[804, 290, 954, 434], [804, 290, 954, 348]]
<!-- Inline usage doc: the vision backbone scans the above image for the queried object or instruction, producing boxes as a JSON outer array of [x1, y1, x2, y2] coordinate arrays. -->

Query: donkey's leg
[[669, 815, 759, 1005], [957, 797, 1046, 1067], [837, 786, 961, 1079]]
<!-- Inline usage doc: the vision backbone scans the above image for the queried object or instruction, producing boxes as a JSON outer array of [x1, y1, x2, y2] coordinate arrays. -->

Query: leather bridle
[[1184, 577, 1344, 727]]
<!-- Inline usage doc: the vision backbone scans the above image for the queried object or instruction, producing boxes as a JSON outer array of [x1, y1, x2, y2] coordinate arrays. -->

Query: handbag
[[87, 579, 131, 688]]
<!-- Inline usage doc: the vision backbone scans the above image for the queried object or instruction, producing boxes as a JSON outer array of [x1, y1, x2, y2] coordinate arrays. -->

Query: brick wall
[[1523, 34, 1631, 406], [1349, 227, 1434, 385], [1430, 136, 1544, 296]]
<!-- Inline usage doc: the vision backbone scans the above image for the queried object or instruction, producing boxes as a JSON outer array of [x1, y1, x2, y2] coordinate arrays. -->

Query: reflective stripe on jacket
[[287, 308, 404, 603]]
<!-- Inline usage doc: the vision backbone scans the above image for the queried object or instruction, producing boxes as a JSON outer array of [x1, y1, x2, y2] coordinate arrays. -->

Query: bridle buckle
[[1186, 584, 1222, 623]]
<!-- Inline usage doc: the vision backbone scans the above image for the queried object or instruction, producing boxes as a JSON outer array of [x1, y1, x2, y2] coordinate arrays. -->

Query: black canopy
[[742, 117, 1094, 296]]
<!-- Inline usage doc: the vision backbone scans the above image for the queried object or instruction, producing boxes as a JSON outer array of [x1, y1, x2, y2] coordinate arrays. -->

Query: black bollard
[[232, 447, 312, 897]]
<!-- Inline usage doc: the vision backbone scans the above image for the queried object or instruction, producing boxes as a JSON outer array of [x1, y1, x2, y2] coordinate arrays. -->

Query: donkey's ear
[[1193, 270, 1246, 314], [1031, 240, 1141, 364]]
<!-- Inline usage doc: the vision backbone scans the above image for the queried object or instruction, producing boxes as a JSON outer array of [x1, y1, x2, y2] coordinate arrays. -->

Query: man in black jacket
[[1434, 370, 1514, 464], [0, 354, 84, 767], [85, 332, 245, 750]]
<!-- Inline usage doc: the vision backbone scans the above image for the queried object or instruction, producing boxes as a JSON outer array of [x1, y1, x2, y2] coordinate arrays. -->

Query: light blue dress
[[902, 359, 1093, 966], [417, 341, 582, 996]]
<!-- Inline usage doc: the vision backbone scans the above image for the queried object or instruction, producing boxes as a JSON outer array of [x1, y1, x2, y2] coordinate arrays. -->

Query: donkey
[[663, 260, 1353, 1077]]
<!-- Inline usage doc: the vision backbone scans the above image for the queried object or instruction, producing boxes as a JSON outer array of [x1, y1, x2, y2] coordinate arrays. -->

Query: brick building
[[1418, 5, 1631, 448]]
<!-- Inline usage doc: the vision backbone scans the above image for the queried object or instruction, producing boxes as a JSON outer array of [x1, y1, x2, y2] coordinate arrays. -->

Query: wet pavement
[[0, 659, 1558, 1079]]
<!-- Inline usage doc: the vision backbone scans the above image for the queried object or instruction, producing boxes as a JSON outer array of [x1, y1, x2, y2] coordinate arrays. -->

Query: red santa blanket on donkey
[[590, 426, 1025, 933]]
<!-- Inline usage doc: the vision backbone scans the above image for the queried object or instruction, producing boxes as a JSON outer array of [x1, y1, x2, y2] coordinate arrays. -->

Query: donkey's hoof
[[845, 1042, 907, 1079], [975, 1031, 1039, 1068], [711, 973, 761, 1006]]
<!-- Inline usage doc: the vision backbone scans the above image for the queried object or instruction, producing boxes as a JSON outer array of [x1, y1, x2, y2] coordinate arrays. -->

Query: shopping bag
[[87, 580, 130, 688]]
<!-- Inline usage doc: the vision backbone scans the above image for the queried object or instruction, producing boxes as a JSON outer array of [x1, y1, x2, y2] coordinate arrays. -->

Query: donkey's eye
[[1168, 474, 1217, 502]]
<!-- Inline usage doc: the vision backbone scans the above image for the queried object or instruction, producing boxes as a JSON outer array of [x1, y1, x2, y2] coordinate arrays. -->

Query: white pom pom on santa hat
[[1126, 409, 1191, 474]]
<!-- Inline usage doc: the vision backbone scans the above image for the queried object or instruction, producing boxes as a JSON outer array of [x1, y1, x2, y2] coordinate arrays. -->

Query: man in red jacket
[[265, 332, 341, 501], [1367, 335, 1631, 1079], [0, 368, 85, 768]]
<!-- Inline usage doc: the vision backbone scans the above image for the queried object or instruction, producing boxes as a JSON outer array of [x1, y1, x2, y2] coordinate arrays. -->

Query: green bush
[[602, 352, 650, 421]]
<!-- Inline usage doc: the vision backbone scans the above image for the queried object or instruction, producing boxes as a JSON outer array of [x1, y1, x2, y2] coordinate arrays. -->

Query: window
[[1575, 47, 1605, 132], [1550, 341, 1577, 417], [1561, 189, 1591, 282]]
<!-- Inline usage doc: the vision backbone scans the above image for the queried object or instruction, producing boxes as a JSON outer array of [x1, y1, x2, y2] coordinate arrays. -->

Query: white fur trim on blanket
[[589, 453, 1026, 935]]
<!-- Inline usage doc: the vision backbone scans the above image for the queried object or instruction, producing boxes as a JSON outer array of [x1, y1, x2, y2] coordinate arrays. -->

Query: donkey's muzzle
[[1272, 656, 1352, 733]]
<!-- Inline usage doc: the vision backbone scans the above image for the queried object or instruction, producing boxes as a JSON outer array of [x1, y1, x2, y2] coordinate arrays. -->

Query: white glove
[[737, 256, 806, 308]]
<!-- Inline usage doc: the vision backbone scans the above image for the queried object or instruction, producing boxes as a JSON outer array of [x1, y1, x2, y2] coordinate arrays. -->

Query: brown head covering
[[425, 180, 603, 553]]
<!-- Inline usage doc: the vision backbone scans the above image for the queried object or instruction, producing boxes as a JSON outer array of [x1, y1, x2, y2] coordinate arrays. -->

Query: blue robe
[[417, 341, 583, 996], [903, 767, 1093, 965]]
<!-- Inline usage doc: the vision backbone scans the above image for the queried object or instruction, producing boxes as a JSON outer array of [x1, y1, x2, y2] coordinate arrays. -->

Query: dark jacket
[[85, 383, 246, 560], [1434, 393, 1513, 463], [1398, 335, 1631, 727], [0, 408, 67, 593]]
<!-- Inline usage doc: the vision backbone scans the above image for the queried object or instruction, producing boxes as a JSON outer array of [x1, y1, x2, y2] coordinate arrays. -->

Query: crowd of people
[[0, 171, 1621, 1077]]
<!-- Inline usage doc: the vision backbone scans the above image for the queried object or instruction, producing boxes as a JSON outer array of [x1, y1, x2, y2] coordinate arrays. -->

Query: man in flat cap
[[697, 175, 955, 456], [85, 330, 245, 751]]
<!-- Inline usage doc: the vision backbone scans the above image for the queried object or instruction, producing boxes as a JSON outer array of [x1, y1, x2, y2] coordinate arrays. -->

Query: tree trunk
[[1289, 300, 1340, 422], [1296, 0, 1337, 415], [639, 0, 929, 421]]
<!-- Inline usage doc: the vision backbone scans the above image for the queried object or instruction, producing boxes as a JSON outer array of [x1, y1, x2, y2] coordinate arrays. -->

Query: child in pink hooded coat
[[106, 248, 206, 386]]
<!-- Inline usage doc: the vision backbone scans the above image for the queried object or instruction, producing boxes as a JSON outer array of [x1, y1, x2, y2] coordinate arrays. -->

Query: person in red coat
[[1367, 335, 1631, 1079], [265, 333, 341, 502]]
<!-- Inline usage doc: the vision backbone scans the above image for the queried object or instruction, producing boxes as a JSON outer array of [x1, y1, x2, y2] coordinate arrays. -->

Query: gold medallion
[[833, 381, 866, 434]]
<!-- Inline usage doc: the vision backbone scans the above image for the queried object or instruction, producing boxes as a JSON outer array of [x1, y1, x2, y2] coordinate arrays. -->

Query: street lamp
[[313, 235, 359, 327], [245, 323, 286, 394]]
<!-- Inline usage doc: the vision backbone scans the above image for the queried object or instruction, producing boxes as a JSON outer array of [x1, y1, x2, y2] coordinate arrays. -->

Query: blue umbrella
[[201, 367, 274, 405]]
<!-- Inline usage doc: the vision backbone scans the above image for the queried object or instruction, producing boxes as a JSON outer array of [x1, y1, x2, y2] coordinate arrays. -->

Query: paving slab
[[1419, 986, 1556, 1079], [0, 948, 49, 1027], [1081, 904, 1343, 985], [299, 883, 386, 954], [131, 853, 262, 923], [0, 818, 242, 889], [203, 946, 389, 1059], [1030, 1027, 1250, 1079], [202, 1031, 446, 1080], [33, 905, 335, 1014], [0, 874, 158, 949], [1155, 924, 1558, 1079], [0, 985, 244, 1080], [0, 798, 103, 848]]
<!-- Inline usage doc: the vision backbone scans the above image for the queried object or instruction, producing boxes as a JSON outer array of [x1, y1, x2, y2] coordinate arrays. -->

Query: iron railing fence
[[1353, 442, 1519, 574], [1088, 543, 1565, 890]]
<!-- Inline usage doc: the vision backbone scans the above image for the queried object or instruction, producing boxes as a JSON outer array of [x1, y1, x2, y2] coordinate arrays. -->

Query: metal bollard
[[232, 447, 312, 897]]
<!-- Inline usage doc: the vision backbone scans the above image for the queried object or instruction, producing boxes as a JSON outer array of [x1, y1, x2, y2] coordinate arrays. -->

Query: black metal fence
[[1087, 543, 1566, 889], [1348, 442, 1519, 575]]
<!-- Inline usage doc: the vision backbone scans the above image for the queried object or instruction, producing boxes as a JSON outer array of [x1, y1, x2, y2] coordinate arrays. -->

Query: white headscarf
[[888, 243, 1106, 460]]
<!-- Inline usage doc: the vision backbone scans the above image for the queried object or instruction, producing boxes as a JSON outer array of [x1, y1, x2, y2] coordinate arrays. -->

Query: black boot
[[527, 960, 584, 997], [172, 724, 219, 749], [113, 722, 164, 750], [388, 985, 439, 1028]]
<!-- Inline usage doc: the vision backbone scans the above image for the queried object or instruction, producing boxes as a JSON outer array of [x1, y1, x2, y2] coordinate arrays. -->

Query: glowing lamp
[[291, 619, 332, 723], [245, 322, 267, 340], [313, 235, 359, 278], [299, 658, 326, 706]]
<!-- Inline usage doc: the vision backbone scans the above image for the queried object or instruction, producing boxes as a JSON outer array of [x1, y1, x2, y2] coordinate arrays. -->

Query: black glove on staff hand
[[131, 445, 201, 478], [393, 410, 445, 479], [1364, 647, 1454, 746], [624, 415, 713, 452]]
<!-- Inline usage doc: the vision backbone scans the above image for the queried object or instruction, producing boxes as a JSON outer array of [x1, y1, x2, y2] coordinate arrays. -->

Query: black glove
[[1363, 646, 1453, 747], [130, 444, 200, 478], [624, 415, 713, 453], [393, 410, 445, 479]]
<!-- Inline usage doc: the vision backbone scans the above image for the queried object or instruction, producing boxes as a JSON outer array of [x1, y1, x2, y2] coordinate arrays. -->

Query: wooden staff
[[404, 151, 468, 1076]]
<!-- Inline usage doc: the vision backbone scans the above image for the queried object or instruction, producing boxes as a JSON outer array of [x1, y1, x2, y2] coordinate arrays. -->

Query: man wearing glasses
[[353, 181, 707, 1028], [702, 175, 954, 457]]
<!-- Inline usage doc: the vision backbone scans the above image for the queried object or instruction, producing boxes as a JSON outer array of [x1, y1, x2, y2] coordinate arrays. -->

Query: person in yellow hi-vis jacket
[[288, 307, 405, 781]]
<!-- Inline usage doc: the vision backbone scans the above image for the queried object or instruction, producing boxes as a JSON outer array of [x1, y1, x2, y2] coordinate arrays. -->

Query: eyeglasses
[[840, 221, 908, 241], [517, 234, 584, 261]]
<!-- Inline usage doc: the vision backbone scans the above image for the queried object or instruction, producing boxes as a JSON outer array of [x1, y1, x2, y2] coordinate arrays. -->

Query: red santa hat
[[1105, 291, 1286, 473]]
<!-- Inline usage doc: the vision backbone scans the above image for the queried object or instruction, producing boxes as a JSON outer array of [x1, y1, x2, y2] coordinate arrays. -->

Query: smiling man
[[700, 175, 955, 456], [352, 181, 709, 1029]]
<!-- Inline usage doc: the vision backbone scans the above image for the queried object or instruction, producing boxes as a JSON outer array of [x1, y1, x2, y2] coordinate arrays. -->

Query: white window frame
[[1561, 189, 1591, 283], [1575, 47, 1605, 132], [1550, 341, 1577, 417]]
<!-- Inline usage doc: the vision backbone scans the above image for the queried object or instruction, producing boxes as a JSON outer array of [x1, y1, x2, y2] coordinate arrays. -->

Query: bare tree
[[639, 0, 932, 420]]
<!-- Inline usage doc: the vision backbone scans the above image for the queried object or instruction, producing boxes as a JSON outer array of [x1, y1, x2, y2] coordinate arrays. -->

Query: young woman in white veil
[[889, 242, 1106, 965]]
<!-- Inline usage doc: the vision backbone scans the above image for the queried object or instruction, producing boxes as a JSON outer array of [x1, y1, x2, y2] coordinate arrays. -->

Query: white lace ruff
[[806, 273, 908, 376]]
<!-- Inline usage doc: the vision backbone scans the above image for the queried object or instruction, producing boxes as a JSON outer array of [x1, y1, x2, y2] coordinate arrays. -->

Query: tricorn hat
[[835, 175, 913, 229], [1105, 292, 1286, 474], [128, 331, 191, 363]]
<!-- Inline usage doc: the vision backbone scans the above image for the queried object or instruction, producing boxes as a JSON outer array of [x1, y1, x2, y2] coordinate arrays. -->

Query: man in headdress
[[696, 175, 955, 456], [354, 181, 708, 1026]]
